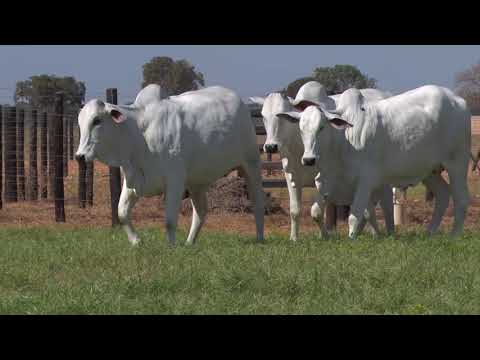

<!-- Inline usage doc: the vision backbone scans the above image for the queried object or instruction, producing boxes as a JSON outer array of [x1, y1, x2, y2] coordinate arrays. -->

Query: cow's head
[[75, 99, 128, 166], [249, 92, 298, 154], [276, 105, 353, 167]]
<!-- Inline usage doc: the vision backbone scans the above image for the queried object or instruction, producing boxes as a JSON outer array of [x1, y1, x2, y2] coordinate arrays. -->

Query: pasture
[[0, 121, 480, 315], [1, 227, 480, 314]]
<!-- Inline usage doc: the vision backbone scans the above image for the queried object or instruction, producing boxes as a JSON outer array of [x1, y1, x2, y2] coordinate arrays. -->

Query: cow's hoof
[[348, 233, 358, 240], [128, 236, 141, 246]]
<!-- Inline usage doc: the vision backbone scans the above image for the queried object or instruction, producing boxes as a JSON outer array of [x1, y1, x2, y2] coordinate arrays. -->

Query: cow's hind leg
[[444, 157, 470, 237], [422, 173, 450, 235], [165, 174, 186, 246], [118, 183, 140, 245], [241, 159, 265, 243], [185, 186, 208, 245]]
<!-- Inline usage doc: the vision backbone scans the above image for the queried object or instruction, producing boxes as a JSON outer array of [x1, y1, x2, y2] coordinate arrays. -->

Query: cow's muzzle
[[264, 143, 278, 154], [75, 154, 85, 162], [302, 157, 316, 166]]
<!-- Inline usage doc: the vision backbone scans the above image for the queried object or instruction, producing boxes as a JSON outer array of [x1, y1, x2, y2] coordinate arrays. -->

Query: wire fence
[[0, 92, 102, 222]]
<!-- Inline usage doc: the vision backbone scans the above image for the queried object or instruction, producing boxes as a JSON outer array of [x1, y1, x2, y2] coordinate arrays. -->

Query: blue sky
[[0, 45, 479, 104]]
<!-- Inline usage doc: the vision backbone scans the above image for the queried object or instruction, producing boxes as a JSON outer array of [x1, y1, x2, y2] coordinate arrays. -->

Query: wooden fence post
[[29, 109, 38, 201], [325, 201, 337, 231], [77, 155, 87, 208], [63, 115, 68, 177], [17, 107, 25, 200], [86, 161, 94, 207], [5, 106, 17, 203], [0, 106, 3, 209], [53, 92, 65, 222], [69, 114, 74, 160], [40, 111, 48, 199], [267, 152, 272, 176], [48, 108, 56, 200], [336, 205, 350, 222], [107, 88, 121, 226]]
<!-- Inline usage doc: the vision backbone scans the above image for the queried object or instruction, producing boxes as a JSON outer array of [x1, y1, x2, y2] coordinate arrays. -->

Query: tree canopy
[[15, 74, 86, 109], [141, 56, 205, 96], [285, 64, 377, 97], [455, 60, 480, 114]]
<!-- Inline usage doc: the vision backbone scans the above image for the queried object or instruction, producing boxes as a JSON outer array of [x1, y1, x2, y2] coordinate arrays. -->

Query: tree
[[455, 60, 480, 114], [312, 64, 377, 95], [15, 75, 86, 109], [284, 77, 316, 98], [141, 56, 205, 96]]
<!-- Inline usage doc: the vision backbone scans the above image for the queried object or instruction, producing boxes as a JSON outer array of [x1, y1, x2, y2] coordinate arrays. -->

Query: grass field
[[1, 227, 480, 314]]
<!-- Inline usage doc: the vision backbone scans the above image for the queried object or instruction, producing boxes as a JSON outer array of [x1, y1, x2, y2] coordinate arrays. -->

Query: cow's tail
[[470, 150, 480, 172]]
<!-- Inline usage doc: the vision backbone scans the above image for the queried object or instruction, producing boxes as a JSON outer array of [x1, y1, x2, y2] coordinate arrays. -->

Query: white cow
[[250, 81, 394, 241], [276, 85, 472, 238], [76, 85, 265, 246], [133, 84, 167, 107]]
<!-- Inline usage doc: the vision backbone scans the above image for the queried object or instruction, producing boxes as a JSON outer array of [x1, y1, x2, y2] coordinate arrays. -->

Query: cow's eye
[[92, 118, 101, 127]]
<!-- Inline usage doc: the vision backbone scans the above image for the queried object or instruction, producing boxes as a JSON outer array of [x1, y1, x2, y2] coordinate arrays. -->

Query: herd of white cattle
[[75, 81, 476, 246]]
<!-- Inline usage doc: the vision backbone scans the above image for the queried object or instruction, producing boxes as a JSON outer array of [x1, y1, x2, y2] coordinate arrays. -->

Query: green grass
[[1, 227, 480, 314]]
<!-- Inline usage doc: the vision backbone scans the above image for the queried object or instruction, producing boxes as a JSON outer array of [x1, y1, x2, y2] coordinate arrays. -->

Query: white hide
[[76, 86, 265, 246], [133, 84, 167, 108], [285, 85, 471, 238], [249, 85, 395, 241]]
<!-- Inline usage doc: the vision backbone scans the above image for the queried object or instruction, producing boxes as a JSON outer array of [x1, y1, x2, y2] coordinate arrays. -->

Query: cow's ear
[[327, 117, 353, 130], [276, 111, 301, 124], [110, 109, 127, 124]]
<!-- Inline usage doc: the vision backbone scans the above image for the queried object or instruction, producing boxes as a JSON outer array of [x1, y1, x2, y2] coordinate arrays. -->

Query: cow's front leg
[[285, 171, 302, 242], [349, 182, 374, 240], [311, 191, 328, 239], [185, 186, 208, 245], [165, 175, 186, 246], [118, 183, 140, 245]]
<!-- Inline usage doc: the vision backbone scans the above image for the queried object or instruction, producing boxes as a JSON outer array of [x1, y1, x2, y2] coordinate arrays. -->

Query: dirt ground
[[1, 134, 480, 237]]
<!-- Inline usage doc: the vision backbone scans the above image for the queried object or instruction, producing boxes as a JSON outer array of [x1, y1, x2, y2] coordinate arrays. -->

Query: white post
[[393, 187, 407, 226]]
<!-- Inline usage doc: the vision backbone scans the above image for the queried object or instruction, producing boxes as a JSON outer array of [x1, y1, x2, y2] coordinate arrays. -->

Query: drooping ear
[[276, 111, 301, 124], [110, 108, 127, 124], [291, 100, 320, 111], [318, 107, 352, 130], [249, 96, 265, 106], [327, 117, 353, 130]]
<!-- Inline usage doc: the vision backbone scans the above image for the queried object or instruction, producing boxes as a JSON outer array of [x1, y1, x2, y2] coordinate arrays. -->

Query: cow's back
[[368, 85, 470, 183], [142, 86, 258, 184]]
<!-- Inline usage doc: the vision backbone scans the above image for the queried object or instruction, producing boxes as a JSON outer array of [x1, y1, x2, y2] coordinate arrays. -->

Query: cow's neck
[[318, 127, 355, 178], [117, 108, 153, 195]]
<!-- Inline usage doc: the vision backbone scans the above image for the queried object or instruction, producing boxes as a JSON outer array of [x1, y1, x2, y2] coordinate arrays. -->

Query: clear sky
[[0, 45, 479, 104]]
